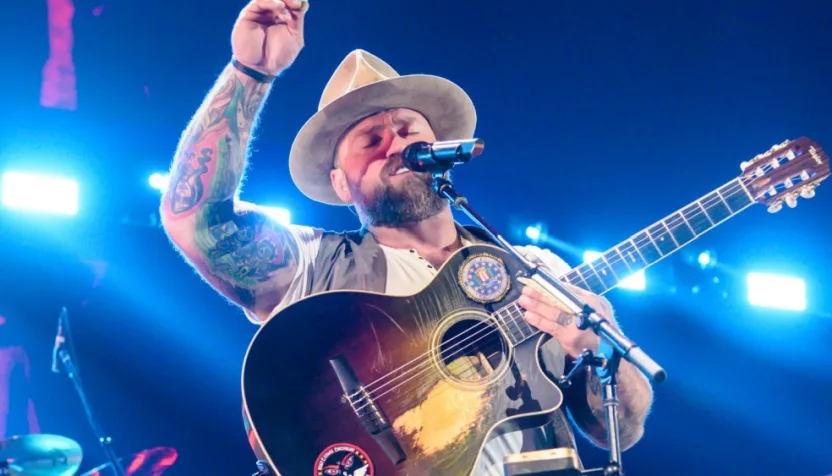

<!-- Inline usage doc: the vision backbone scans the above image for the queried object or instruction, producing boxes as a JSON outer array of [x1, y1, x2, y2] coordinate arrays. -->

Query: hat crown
[[318, 50, 400, 111]]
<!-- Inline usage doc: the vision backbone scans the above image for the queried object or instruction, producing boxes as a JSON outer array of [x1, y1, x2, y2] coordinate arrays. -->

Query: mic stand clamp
[[58, 344, 127, 476], [557, 349, 624, 476], [431, 172, 667, 476]]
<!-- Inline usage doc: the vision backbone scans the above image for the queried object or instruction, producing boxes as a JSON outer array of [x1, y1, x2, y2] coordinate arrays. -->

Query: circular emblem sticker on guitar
[[458, 253, 511, 303], [313, 443, 374, 476]]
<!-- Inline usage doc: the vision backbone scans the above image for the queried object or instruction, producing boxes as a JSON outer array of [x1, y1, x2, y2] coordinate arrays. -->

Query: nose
[[385, 131, 411, 160]]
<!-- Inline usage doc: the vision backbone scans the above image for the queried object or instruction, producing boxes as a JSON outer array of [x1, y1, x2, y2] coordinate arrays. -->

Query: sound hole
[[438, 317, 508, 386]]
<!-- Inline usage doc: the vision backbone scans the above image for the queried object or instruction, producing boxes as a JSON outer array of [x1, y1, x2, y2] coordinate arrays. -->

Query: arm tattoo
[[589, 370, 602, 395], [165, 64, 270, 216], [161, 64, 299, 312], [196, 201, 300, 309]]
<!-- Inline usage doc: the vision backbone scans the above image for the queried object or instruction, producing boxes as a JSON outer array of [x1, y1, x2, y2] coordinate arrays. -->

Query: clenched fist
[[231, 0, 309, 76]]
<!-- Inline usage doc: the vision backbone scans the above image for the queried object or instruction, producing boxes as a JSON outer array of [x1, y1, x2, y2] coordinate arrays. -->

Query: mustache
[[384, 154, 405, 175]]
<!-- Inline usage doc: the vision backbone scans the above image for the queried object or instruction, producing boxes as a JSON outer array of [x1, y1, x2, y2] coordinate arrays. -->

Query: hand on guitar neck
[[516, 277, 611, 359]]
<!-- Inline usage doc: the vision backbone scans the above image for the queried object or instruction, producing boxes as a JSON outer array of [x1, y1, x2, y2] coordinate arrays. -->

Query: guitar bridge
[[330, 355, 407, 465]]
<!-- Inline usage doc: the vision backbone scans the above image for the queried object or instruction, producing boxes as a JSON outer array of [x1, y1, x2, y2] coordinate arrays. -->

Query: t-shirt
[[247, 224, 575, 476]]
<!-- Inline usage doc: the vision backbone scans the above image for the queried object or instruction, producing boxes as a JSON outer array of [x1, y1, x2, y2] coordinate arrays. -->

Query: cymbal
[[0, 434, 83, 476], [79, 446, 177, 476]]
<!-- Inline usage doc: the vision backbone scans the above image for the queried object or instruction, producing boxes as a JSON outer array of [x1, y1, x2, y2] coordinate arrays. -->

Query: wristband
[[231, 58, 276, 83]]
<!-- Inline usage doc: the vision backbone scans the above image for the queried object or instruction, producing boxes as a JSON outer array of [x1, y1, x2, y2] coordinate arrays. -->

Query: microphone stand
[[430, 171, 667, 476], [55, 308, 127, 476]]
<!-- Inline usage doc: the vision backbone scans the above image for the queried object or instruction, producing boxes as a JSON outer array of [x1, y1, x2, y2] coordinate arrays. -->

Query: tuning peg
[[785, 194, 798, 208], [800, 186, 816, 199], [767, 201, 783, 213]]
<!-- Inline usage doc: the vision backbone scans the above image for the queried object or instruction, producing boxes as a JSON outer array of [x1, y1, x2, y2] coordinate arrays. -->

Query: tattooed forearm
[[160, 64, 299, 316], [579, 360, 653, 449], [164, 64, 271, 217]]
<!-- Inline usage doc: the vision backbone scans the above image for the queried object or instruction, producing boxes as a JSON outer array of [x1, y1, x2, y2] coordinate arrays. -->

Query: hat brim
[[288, 74, 477, 206]]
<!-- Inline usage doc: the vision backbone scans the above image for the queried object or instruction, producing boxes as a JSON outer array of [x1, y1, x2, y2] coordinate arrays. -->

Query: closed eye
[[362, 135, 382, 149]]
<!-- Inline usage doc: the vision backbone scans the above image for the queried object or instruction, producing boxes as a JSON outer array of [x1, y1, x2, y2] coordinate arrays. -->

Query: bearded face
[[331, 108, 449, 228], [349, 156, 447, 227]]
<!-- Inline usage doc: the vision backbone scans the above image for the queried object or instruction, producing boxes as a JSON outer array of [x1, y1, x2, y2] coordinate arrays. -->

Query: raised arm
[[160, 0, 309, 321]]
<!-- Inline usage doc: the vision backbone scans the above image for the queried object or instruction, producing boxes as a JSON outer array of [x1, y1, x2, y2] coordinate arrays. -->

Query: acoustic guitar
[[241, 138, 829, 476]]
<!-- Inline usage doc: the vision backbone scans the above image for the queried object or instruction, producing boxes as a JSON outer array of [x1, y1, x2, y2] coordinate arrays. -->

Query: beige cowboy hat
[[288, 49, 477, 205]]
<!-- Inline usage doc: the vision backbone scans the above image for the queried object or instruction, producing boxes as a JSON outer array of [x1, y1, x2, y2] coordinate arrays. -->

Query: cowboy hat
[[288, 49, 477, 205]]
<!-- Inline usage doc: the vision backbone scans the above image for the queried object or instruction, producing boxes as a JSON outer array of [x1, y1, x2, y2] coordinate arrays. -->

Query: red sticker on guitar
[[313, 443, 374, 476]]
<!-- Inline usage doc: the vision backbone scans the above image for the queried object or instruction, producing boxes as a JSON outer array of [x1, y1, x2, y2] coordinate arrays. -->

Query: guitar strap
[[307, 223, 580, 461]]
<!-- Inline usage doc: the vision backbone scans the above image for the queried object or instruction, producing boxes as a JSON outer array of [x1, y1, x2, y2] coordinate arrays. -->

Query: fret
[[664, 213, 696, 246], [493, 307, 522, 346], [714, 188, 733, 212], [574, 264, 608, 294], [563, 268, 591, 291], [616, 240, 649, 270], [647, 223, 678, 255], [586, 256, 619, 290], [701, 192, 733, 223], [601, 249, 634, 282], [498, 300, 545, 344], [683, 203, 712, 234], [720, 179, 754, 213], [736, 178, 755, 202], [660, 221, 680, 246], [632, 232, 663, 263], [694, 200, 715, 226], [509, 302, 537, 339], [611, 247, 636, 273]]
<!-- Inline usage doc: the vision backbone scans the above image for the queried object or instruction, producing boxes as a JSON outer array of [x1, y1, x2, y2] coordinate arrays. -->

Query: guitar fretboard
[[491, 176, 757, 346]]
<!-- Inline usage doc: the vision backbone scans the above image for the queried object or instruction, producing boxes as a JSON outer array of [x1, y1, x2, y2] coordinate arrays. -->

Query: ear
[[330, 167, 353, 204]]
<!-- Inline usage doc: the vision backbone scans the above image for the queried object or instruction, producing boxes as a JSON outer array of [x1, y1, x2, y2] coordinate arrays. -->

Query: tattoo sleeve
[[161, 64, 299, 317]]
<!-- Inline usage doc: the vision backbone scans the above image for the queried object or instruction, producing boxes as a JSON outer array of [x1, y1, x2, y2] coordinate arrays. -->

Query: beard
[[351, 168, 448, 228]]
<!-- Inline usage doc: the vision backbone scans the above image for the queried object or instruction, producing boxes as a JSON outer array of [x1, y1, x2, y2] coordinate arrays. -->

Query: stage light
[[583, 250, 645, 291], [149, 172, 169, 191], [697, 250, 717, 269], [261, 206, 291, 226], [746, 272, 806, 311], [525, 225, 541, 242], [1, 171, 78, 215]]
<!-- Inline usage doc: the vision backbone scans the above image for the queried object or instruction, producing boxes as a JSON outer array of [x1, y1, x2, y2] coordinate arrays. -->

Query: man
[[160, 0, 654, 474]]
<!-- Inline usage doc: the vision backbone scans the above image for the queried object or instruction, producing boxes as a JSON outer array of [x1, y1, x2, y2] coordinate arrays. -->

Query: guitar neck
[[560, 175, 757, 296], [498, 175, 758, 346]]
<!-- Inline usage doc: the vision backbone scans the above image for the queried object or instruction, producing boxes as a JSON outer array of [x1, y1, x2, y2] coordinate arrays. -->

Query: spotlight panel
[[1, 171, 79, 216]]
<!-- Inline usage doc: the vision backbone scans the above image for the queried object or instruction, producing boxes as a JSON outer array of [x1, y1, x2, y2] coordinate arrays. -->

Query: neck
[[368, 207, 458, 251]]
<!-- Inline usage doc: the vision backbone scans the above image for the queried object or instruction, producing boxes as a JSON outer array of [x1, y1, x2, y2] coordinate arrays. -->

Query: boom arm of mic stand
[[433, 175, 667, 384]]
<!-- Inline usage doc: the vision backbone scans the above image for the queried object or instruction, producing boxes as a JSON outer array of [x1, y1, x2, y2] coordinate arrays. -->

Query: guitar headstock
[[740, 137, 830, 213]]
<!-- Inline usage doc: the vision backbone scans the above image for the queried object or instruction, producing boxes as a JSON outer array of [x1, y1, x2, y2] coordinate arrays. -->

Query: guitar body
[[242, 244, 565, 476]]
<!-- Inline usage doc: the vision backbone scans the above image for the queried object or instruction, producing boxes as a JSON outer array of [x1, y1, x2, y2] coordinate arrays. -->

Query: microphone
[[402, 139, 484, 173], [51, 307, 66, 373]]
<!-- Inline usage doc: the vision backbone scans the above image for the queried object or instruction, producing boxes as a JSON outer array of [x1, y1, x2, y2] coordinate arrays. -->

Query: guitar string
[[347, 178, 754, 406], [347, 176, 756, 403]]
